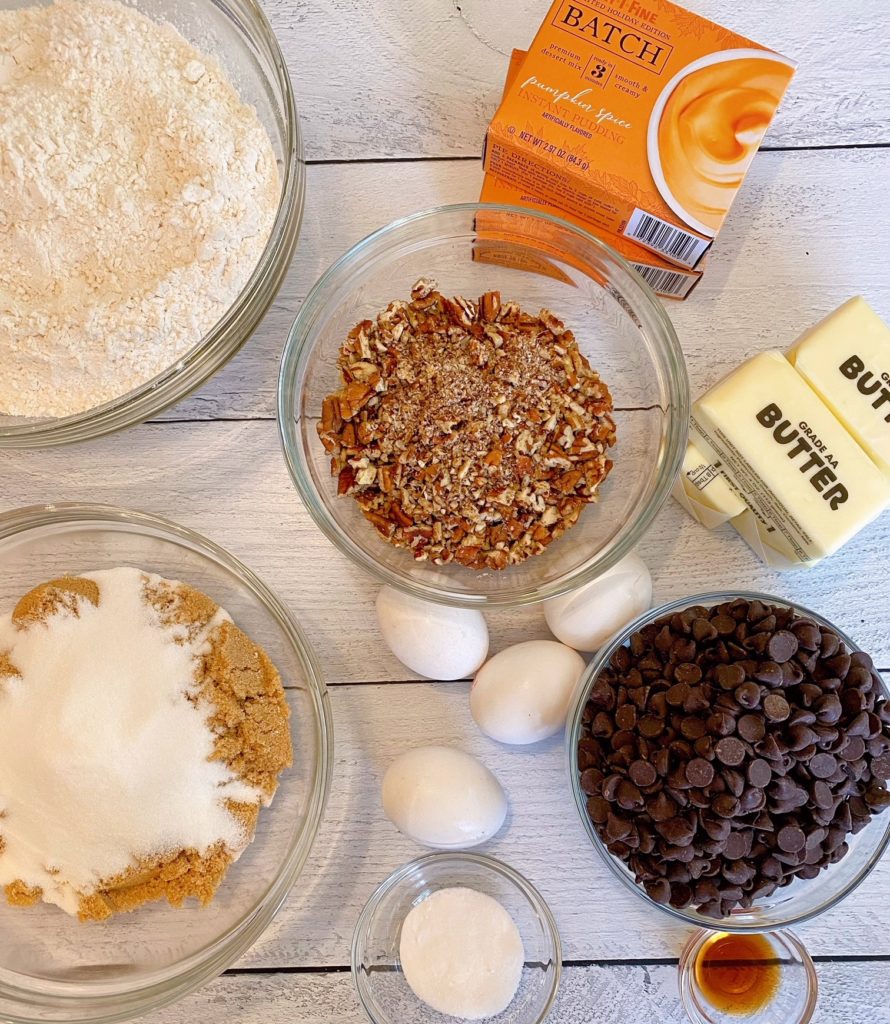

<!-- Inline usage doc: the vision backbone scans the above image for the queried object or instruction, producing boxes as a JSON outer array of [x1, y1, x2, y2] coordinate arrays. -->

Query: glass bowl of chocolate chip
[[278, 204, 688, 608], [567, 592, 890, 932]]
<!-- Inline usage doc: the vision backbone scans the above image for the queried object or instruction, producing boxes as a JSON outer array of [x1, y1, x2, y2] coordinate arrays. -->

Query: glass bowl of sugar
[[0, 503, 333, 1024], [0, 0, 304, 448], [352, 852, 562, 1024]]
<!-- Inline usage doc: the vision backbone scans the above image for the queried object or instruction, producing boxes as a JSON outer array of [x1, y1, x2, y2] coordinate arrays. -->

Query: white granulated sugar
[[0, 0, 280, 418], [0, 567, 260, 916], [399, 887, 525, 1019]]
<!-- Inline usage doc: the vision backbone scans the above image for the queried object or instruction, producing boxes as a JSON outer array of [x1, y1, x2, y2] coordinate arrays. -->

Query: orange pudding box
[[480, 48, 702, 300], [483, 0, 795, 269]]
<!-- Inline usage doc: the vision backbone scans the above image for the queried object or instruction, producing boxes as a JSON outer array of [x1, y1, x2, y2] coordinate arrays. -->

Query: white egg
[[470, 640, 586, 745], [376, 586, 489, 680], [542, 553, 652, 652], [381, 746, 507, 849]]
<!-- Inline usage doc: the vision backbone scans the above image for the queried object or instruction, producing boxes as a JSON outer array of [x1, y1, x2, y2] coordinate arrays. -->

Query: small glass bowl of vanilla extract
[[678, 929, 818, 1024]]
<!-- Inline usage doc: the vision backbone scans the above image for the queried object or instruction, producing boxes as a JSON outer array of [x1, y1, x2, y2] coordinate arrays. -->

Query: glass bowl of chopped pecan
[[279, 204, 688, 607]]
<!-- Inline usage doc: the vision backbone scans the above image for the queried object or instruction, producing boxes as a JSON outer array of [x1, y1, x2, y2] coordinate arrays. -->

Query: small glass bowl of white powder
[[0, 0, 304, 448], [352, 853, 562, 1024]]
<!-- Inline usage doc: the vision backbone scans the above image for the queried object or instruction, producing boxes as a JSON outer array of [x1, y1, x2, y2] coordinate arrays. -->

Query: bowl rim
[[350, 851, 563, 1024], [0, 0, 305, 450], [278, 201, 689, 610], [0, 502, 334, 1024], [565, 590, 890, 933]]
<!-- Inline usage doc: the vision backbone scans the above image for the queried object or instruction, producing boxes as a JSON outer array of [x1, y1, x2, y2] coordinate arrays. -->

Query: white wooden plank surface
[[4, 0, 890, 1018], [263, 0, 890, 158], [157, 147, 890, 423], [3, 418, 890, 684], [143, 962, 890, 1024]]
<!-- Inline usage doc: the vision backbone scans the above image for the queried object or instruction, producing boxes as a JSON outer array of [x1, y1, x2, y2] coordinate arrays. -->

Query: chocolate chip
[[781, 660, 805, 687], [872, 752, 890, 781], [824, 652, 851, 679], [734, 682, 762, 709], [587, 796, 609, 823], [715, 664, 745, 689], [683, 687, 711, 714], [580, 768, 604, 795], [811, 780, 834, 809], [666, 682, 690, 706], [747, 758, 772, 788], [602, 774, 623, 802], [657, 816, 695, 845], [739, 787, 766, 813], [778, 825, 806, 853], [841, 736, 867, 762], [752, 661, 783, 687], [692, 618, 718, 642], [715, 736, 745, 767], [647, 791, 678, 822], [712, 615, 736, 636], [674, 663, 702, 685], [809, 753, 837, 779], [615, 704, 638, 730], [644, 878, 671, 903], [815, 694, 843, 725], [763, 694, 791, 722], [685, 758, 715, 788], [820, 631, 840, 658], [724, 831, 752, 861], [617, 779, 644, 810], [606, 812, 631, 840], [767, 630, 799, 663], [713, 794, 740, 818], [738, 714, 766, 743], [629, 760, 658, 788], [792, 622, 821, 650], [788, 724, 819, 751], [708, 710, 737, 737]]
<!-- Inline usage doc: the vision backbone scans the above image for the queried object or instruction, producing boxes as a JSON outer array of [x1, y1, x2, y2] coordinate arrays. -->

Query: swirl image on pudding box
[[650, 50, 796, 237]]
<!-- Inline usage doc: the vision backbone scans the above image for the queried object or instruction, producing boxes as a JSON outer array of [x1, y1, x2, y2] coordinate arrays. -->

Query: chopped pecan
[[316, 278, 616, 570]]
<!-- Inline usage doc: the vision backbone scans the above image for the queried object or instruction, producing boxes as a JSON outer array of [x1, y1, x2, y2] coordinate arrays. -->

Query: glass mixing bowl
[[0, 0, 304, 449], [0, 504, 333, 1024], [351, 853, 561, 1024], [279, 204, 688, 609], [567, 592, 890, 932]]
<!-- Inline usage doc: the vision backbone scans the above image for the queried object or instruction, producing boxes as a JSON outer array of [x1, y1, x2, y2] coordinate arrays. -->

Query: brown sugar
[[12, 576, 100, 626], [0, 573, 293, 921]]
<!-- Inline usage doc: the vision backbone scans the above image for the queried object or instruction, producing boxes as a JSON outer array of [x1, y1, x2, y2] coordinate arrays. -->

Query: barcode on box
[[624, 208, 710, 268], [631, 263, 696, 299]]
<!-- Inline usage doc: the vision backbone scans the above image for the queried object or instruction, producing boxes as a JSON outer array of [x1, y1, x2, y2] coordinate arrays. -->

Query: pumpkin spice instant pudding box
[[481, 47, 702, 299], [482, 0, 796, 270]]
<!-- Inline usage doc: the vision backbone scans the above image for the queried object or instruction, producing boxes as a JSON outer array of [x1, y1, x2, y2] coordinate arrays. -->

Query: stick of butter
[[788, 297, 890, 478], [672, 442, 747, 529], [690, 350, 890, 566]]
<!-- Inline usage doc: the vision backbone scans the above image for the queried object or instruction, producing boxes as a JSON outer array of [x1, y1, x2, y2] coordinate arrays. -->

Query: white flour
[[0, 0, 280, 418]]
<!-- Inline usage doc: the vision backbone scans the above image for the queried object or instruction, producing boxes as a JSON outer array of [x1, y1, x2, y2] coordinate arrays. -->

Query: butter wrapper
[[689, 351, 890, 567], [672, 442, 746, 529], [728, 509, 819, 570]]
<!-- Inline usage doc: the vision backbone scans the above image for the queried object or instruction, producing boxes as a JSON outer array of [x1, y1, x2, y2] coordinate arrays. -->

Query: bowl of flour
[[0, 0, 304, 447]]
